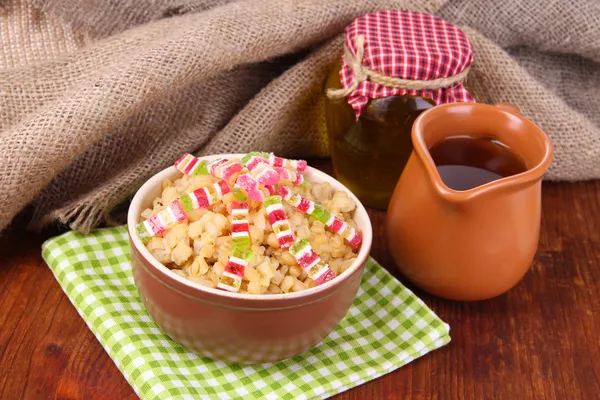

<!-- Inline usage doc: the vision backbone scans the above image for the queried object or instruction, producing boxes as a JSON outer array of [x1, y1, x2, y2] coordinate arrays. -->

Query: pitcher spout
[[411, 102, 553, 203]]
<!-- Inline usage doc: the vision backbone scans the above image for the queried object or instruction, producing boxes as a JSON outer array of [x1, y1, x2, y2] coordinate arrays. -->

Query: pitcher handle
[[494, 102, 521, 115]]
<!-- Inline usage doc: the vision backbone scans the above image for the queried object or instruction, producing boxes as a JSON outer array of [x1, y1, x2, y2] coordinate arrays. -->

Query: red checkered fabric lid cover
[[337, 10, 474, 118]]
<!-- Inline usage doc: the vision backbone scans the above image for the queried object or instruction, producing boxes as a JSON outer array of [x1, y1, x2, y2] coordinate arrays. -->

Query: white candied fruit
[[140, 156, 361, 294]]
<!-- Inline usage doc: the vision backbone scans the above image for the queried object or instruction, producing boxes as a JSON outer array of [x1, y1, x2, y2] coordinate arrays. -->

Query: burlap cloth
[[1, 0, 599, 233]]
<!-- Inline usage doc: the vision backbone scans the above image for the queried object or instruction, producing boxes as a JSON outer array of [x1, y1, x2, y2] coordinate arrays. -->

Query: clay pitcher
[[386, 103, 553, 301]]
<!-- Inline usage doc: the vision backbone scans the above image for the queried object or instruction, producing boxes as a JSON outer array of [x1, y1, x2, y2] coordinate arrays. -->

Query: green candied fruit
[[135, 222, 151, 244], [232, 187, 248, 201], [263, 195, 282, 208], [191, 160, 209, 175], [312, 204, 331, 223], [289, 238, 310, 256], [232, 236, 251, 250], [231, 246, 253, 261], [179, 193, 194, 212], [241, 151, 269, 165]]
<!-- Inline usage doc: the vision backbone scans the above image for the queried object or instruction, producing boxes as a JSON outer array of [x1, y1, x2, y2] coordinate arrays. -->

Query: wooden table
[[1, 160, 599, 399]]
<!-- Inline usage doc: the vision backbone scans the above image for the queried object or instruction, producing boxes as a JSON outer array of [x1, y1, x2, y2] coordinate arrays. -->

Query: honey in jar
[[323, 10, 475, 209], [324, 59, 435, 209]]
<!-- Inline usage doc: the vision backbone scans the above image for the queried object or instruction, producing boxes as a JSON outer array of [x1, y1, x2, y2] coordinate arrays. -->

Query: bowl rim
[[127, 153, 373, 301]]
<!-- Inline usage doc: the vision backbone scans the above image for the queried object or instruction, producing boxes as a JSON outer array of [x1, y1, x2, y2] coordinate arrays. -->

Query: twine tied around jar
[[326, 35, 471, 100]]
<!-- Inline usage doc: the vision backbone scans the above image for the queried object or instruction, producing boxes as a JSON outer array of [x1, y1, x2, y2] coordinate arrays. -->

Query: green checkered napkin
[[42, 227, 450, 400]]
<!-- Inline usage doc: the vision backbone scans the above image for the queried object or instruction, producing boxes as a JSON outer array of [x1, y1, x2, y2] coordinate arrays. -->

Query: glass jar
[[322, 10, 475, 210], [324, 59, 434, 209]]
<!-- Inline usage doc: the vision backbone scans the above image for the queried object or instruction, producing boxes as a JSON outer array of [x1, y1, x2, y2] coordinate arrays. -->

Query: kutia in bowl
[[127, 152, 372, 363]]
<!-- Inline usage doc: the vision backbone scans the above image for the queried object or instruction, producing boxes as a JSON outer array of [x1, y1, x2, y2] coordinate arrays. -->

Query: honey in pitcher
[[428, 136, 528, 191]]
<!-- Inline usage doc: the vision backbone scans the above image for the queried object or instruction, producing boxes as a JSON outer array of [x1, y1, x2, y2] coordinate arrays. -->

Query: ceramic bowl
[[127, 154, 373, 364]]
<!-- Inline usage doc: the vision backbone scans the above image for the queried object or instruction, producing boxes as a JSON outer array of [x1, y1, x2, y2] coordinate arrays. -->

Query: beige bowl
[[127, 154, 373, 364]]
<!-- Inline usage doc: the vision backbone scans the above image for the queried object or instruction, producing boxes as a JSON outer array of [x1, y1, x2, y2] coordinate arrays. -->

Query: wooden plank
[[0, 161, 598, 399]]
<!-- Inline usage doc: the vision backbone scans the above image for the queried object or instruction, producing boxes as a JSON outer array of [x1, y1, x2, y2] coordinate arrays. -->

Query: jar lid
[[328, 10, 475, 118]]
